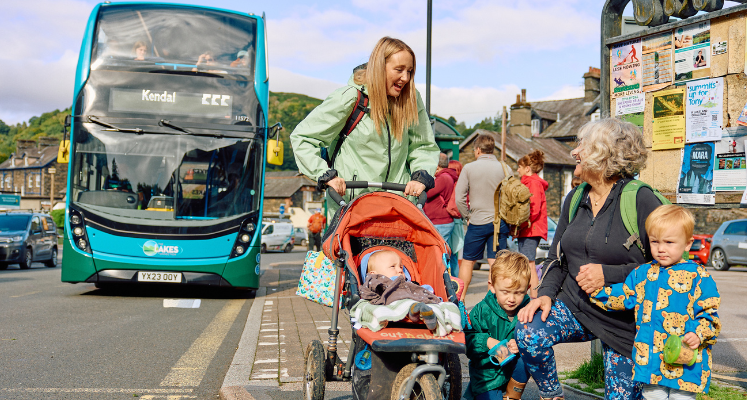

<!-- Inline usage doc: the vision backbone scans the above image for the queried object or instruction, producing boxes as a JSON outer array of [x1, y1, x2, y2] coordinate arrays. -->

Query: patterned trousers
[[515, 300, 642, 400]]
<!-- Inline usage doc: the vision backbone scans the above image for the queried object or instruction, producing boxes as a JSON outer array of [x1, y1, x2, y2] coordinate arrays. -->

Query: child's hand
[[507, 339, 518, 354], [683, 332, 701, 349]]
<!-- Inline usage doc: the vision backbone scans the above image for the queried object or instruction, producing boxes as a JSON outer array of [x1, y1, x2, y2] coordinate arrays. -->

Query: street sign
[[279, 204, 285, 217], [48, 167, 57, 174], [0, 194, 21, 209]]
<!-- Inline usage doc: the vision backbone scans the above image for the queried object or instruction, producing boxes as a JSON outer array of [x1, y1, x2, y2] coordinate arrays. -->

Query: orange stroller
[[302, 181, 465, 400]]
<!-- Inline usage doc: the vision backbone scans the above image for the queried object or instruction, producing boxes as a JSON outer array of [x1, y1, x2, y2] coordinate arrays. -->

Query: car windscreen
[[0, 216, 30, 232], [690, 239, 702, 251], [91, 5, 257, 78]]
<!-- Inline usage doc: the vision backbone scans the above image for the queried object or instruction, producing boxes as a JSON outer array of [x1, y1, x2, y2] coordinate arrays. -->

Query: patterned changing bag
[[296, 251, 337, 307]]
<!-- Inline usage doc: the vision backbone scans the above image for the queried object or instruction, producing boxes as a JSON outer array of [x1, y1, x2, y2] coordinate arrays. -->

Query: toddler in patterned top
[[590, 205, 720, 400]]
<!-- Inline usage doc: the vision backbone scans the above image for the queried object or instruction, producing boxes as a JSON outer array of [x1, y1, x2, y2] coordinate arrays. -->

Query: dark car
[[710, 218, 747, 271], [689, 234, 712, 265], [0, 212, 58, 270]]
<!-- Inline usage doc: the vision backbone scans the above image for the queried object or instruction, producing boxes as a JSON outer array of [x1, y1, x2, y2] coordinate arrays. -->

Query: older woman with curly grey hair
[[515, 118, 660, 400]]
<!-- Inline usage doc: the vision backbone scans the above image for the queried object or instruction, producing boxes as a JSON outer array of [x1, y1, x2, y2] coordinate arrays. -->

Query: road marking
[[160, 299, 245, 387], [10, 291, 42, 298], [163, 299, 201, 308]]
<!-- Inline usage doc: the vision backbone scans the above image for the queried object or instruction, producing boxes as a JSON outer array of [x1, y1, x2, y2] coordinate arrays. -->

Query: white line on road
[[10, 291, 41, 298], [160, 299, 245, 387], [163, 299, 201, 308]]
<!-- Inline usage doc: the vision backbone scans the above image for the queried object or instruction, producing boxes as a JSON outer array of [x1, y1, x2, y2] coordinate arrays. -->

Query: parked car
[[475, 217, 557, 269], [294, 227, 308, 247], [0, 212, 58, 270], [261, 220, 295, 253], [689, 234, 712, 265], [709, 219, 747, 271]]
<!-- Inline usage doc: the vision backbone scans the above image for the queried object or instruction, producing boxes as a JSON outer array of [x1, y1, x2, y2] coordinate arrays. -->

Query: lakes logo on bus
[[142, 240, 181, 257]]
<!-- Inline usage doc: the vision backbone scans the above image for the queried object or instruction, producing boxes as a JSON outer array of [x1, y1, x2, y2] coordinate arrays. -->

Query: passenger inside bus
[[132, 41, 147, 60], [230, 49, 252, 68]]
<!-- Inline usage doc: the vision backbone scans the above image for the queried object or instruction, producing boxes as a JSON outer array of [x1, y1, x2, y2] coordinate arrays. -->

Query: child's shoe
[[503, 379, 526, 400], [408, 302, 438, 331]]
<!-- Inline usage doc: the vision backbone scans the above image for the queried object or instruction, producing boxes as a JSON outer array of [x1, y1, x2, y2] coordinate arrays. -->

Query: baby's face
[[370, 252, 404, 279]]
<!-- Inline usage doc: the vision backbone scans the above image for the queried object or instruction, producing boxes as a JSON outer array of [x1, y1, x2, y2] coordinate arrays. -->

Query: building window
[[28, 175, 33, 187], [36, 174, 40, 188], [531, 119, 540, 135]]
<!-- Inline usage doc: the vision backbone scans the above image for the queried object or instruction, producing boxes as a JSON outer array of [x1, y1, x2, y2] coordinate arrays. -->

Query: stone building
[[0, 138, 67, 210], [262, 171, 322, 218]]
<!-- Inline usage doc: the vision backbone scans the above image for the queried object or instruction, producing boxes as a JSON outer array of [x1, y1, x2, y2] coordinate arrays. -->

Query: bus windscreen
[[91, 5, 257, 77]]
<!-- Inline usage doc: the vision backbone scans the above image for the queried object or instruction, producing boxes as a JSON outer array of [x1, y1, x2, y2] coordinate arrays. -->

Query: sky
[[1, 0, 739, 127]]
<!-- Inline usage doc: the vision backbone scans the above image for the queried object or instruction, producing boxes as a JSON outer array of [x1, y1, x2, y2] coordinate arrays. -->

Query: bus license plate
[[138, 272, 182, 283]]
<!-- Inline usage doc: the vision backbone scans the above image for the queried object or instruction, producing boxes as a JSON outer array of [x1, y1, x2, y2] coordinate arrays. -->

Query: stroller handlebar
[[326, 181, 427, 209]]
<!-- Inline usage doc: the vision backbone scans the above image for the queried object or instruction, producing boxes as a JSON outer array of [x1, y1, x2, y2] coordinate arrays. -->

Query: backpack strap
[[327, 89, 369, 168], [620, 180, 671, 255], [568, 182, 590, 223]]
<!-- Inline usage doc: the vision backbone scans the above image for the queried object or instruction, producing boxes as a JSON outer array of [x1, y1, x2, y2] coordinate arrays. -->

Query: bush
[[50, 209, 65, 230], [568, 353, 604, 388]]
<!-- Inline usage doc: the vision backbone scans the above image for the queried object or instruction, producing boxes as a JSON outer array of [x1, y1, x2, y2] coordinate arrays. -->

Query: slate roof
[[0, 146, 60, 170], [536, 94, 600, 141], [264, 171, 316, 198], [459, 129, 575, 166]]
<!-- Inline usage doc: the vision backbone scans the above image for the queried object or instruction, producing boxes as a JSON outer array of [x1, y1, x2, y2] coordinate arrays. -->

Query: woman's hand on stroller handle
[[324, 180, 428, 208], [327, 177, 346, 196]]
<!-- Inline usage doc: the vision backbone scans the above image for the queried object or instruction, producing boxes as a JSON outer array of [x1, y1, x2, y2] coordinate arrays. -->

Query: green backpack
[[568, 180, 670, 257]]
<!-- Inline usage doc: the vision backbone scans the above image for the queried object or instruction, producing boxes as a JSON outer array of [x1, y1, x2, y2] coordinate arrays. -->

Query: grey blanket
[[360, 274, 442, 305]]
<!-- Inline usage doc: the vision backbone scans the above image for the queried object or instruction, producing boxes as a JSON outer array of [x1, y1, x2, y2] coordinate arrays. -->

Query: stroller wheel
[[443, 353, 462, 400], [303, 340, 326, 400], [391, 363, 441, 400]]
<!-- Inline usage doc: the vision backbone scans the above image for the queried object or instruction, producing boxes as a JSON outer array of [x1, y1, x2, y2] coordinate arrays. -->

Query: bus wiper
[[87, 115, 143, 134], [159, 120, 192, 134]]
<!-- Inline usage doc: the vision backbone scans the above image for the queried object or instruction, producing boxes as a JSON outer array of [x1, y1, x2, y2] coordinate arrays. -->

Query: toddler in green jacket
[[466, 250, 532, 400]]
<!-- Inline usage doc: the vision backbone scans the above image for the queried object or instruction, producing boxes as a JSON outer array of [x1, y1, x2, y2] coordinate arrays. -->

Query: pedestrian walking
[[454, 134, 511, 299], [307, 209, 326, 252], [424, 153, 458, 242], [516, 150, 548, 280]]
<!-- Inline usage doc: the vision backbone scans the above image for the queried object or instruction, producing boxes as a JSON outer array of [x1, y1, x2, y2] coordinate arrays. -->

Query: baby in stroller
[[352, 247, 462, 337]]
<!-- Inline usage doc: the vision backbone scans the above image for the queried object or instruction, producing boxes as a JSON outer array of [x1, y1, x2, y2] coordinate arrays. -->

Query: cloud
[[536, 84, 585, 101], [419, 82, 521, 126], [269, 67, 343, 100]]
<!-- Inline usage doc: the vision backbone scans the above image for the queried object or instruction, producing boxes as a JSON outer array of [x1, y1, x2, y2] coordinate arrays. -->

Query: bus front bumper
[[86, 269, 232, 286]]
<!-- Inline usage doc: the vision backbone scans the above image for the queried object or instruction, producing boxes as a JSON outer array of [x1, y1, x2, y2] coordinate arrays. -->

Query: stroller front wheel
[[391, 363, 441, 400], [303, 340, 326, 400]]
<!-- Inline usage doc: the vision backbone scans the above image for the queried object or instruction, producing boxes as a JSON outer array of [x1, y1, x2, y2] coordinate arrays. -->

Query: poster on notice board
[[642, 31, 673, 92], [652, 87, 686, 150], [686, 77, 723, 143], [674, 21, 711, 83], [678, 142, 716, 204], [713, 127, 747, 191], [611, 39, 643, 98]]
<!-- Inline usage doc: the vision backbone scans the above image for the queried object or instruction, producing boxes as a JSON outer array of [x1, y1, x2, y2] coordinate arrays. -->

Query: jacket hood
[[522, 174, 548, 191], [482, 291, 530, 320], [437, 167, 459, 182]]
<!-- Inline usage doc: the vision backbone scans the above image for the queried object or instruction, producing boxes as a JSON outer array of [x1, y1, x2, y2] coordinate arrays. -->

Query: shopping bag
[[296, 251, 337, 307]]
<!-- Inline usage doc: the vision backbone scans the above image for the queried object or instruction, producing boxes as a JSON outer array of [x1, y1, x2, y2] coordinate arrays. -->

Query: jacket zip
[[385, 122, 392, 182]]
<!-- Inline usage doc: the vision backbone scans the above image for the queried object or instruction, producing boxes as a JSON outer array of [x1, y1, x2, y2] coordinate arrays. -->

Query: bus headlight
[[239, 233, 250, 243], [73, 227, 84, 236], [230, 216, 258, 259], [71, 215, 81, 225], [77, 239, 88, 249], [235, 246, 245, 255], [69, 208, 92, 254]]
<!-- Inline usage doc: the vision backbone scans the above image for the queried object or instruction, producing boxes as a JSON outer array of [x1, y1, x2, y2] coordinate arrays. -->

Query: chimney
[[510, 89, 533, 139], [583, 67, 601, 104], [39, 137, 57, 148], [16, 140, 37, 154]]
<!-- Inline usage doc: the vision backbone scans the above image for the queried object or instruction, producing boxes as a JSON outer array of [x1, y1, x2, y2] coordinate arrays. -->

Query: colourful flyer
[[611, 39, 643, 98]]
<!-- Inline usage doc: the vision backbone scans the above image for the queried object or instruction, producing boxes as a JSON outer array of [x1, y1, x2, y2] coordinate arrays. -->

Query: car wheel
[[261, 244, 267, 254], [301, 239, 307, 246], [19, 247, 33, 269], [45, 248, 58, 268], [284, 243, 293, 253], [710, 248, 730, 271]]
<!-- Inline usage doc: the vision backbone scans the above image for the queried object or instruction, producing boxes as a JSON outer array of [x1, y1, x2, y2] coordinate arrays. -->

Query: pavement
[[219, 258, 603, 400]]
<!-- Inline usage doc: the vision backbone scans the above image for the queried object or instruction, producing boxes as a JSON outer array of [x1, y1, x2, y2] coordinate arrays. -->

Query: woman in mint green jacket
[[291, 37, 439, 209]]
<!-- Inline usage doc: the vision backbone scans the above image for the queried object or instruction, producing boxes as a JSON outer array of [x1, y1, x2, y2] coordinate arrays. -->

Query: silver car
[[294, 227, 308, 247], [709, 218, 747, 271]]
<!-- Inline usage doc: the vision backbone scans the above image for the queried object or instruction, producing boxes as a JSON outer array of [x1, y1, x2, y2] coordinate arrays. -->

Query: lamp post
[[48, 167, 56, 210]]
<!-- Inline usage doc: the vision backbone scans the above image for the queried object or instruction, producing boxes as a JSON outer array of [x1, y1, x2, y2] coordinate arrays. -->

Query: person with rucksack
[[516, 118, 662, 400], [307, 209, 326, 252], [424, 153, 458, 243], [455, 134, 512, 300], [516, 150, 548, 281], [290, 37, 439, 218]]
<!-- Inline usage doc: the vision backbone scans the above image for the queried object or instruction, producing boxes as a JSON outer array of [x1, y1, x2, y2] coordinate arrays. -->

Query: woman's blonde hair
[[353, 37, 418, 141], [575, 118, 648, 179], [489, 250, 532, 290], [518, 150, 545, 173]]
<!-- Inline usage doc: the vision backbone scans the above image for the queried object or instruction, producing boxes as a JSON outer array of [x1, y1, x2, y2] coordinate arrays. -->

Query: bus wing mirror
[[57, 140, 70, 163], [267, 123, 284, 166]]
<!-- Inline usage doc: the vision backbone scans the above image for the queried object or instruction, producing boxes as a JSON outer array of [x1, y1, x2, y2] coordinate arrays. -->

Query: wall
[[610, 10, 747, 235]]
